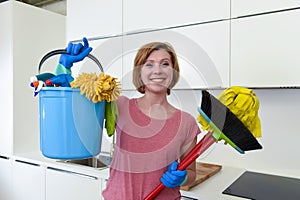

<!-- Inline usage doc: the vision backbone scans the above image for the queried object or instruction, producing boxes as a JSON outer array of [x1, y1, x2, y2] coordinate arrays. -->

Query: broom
[[143, 90, 262, 200], [200, 90, 262, 151]]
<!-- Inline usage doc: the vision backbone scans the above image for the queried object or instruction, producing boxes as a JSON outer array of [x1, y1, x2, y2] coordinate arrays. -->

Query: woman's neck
[[136, 94, 176, 120]]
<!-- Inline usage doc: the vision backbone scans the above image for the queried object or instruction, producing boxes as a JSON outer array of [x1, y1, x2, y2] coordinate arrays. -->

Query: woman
[[59, 39, 201, 199], [103, 42, 201, 199]]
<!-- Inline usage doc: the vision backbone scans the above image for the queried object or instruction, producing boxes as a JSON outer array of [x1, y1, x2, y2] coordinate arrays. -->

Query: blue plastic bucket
[[39, 87, 105, 159]]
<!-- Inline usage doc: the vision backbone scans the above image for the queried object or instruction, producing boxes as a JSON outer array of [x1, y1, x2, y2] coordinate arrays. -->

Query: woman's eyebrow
[[161, 58, 171, 62], [146, 58, 171, 62]]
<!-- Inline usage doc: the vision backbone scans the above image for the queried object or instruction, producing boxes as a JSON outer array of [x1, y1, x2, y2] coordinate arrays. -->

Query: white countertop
[[13, 151, 109, 178]]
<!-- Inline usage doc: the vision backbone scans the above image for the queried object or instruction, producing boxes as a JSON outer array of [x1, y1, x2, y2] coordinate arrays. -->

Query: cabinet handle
[[47, 167, 98, 180], [15, 159, 40, 167], [0, 155, 10, 160]]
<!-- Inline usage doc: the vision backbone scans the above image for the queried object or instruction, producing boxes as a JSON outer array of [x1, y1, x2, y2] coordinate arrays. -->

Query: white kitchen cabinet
[[231, 9, 300, 87], [231, 0, 300, 18], [73, 38, 123, 79], [66, 0, 230, 91], [0, 156, 12, 200], [122, 20, 230, 90], [12, 159, 45, 200], [0, 1, 65, 156], [46, 167, 102, 200], [67, 0, 122, 41], [123, 0, 230, 32]]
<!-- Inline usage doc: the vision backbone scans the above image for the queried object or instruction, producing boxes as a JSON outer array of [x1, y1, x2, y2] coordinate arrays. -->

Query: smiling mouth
[[150, 78, 166, 83]]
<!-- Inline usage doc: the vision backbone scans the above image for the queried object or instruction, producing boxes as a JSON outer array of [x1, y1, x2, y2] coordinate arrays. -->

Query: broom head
[[201, 90, 262, 151]]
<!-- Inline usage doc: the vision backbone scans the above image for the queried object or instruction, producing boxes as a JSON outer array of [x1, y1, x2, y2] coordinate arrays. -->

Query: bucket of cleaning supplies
[[38, 50, 105, 159]]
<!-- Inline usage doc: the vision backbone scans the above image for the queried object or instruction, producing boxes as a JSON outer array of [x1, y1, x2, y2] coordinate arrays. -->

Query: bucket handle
[[38, 49, 104, 74]]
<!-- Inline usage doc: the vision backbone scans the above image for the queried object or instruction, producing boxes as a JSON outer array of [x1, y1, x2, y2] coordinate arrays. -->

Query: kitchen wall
[[66, 0, 300, 178]]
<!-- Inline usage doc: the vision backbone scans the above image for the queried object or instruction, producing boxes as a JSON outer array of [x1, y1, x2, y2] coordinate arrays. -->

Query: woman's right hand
[[160, 161, 187, 188], [59, 37, 92, 69]]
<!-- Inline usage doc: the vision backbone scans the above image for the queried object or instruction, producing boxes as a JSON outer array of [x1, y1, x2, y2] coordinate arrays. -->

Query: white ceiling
[[38, 0, 66, 15]]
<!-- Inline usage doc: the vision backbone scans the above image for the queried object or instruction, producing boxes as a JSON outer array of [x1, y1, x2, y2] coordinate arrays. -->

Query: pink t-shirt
[[102, 96, 201, 200]]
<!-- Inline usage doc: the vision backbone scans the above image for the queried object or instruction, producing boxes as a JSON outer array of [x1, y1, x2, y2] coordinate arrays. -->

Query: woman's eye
[[161, 62, 170, 67], [145, 63, 153, 67]]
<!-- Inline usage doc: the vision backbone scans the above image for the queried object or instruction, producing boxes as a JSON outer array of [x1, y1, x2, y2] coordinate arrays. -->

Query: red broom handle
[[178, 132, 214, 170], [143, 132, 216, 200]]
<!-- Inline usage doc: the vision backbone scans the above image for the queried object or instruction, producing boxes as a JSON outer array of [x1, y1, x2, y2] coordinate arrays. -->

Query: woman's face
[[141, 49, 174, 94]]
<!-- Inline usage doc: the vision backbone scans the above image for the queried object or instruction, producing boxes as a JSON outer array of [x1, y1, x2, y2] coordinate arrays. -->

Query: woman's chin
[[145, 85, 168, 94]]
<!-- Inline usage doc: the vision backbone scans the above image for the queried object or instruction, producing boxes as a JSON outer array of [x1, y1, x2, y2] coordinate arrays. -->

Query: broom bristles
[[201, 90, 262, 151]]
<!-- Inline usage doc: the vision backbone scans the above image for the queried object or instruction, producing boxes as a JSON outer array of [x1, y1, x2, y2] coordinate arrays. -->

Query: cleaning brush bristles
[[201, 90, 262, 151]]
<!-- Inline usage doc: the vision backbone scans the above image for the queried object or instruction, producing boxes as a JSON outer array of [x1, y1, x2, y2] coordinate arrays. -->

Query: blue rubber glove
[[59, 37, 92, 69], [160, 161, 187, 188]]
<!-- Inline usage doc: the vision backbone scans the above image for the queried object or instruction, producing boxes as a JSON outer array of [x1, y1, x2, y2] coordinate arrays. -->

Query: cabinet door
[[231, 0, 300, 18], [123, 0, 230, 32], [67, 0, 122, 40], [231, 9, 300, 87], [12, 160, 45, 200], [74, 39, 123, 79], [46, 167, 101, 200], [0, 156, 12, 200], [0, 2, 13, 156], [122, 20, 230, 90]]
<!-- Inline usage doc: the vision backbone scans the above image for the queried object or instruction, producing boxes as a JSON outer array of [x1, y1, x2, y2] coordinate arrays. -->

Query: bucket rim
[[41, 87, 80, 92]]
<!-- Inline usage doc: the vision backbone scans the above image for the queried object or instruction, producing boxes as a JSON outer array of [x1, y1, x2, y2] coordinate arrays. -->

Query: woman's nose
[[152, 63, 162, 74]]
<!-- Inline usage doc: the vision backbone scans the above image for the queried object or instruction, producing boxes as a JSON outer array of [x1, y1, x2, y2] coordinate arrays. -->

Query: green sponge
[[105, 101, 118, 137]]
